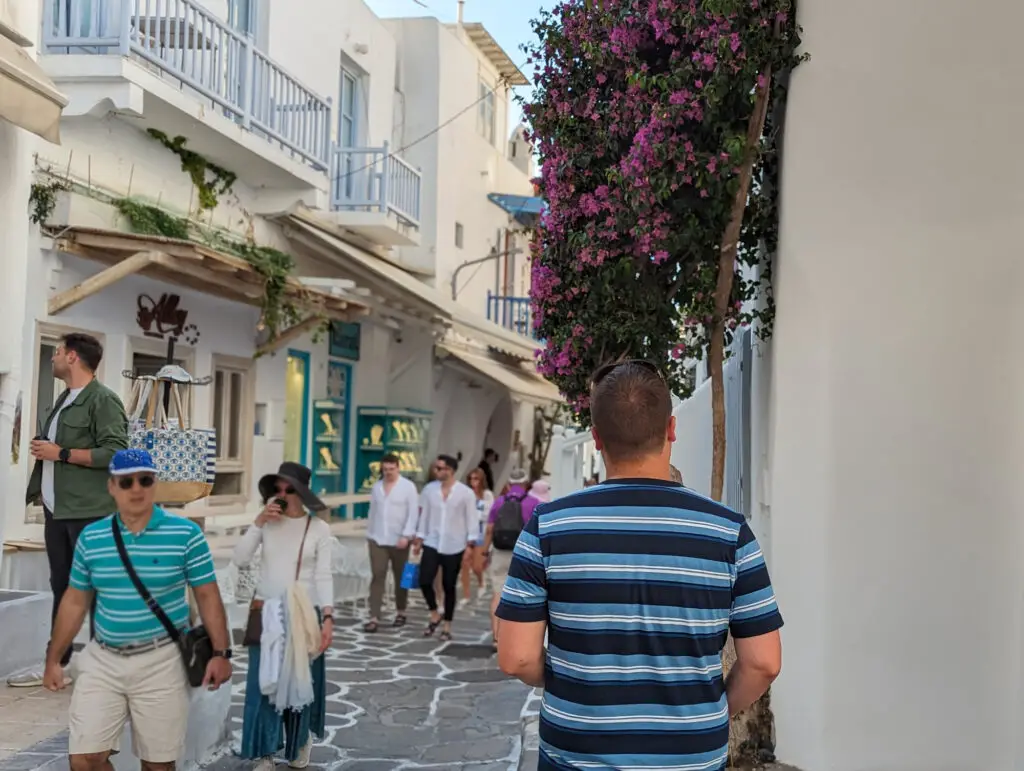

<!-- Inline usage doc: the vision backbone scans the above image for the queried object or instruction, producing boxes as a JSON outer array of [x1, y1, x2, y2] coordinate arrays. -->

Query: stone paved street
[[204, 593, 537, 771]]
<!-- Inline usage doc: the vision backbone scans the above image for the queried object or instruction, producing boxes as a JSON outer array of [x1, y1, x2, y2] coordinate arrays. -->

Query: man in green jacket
[[8, 333, 128, 688]]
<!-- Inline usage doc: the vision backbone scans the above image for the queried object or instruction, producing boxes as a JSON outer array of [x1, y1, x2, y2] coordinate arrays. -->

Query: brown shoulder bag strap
[[295, 516, 313, 581]]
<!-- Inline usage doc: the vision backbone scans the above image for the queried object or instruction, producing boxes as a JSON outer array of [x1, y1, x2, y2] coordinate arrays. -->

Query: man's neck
[[441, 478, 455, 495], [603, 457, 672, 482], [65, 371, 94, 391], [119, 507, 155, 534]]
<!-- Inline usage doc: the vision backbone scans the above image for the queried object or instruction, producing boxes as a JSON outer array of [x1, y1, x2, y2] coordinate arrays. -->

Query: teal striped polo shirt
[[70, 506, 217, 646]]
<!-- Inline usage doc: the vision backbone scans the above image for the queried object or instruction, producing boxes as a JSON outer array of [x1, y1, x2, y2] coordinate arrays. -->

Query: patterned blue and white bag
[[127, 379, 214, 504]]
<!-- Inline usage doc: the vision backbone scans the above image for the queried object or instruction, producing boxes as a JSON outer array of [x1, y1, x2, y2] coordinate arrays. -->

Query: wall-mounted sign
[[329, 321, 361, 361], [137, 293, 200, 344]]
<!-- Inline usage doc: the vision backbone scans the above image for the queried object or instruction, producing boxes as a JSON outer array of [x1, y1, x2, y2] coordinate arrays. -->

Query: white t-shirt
[[473, 490, 495, 540], [41, 387, 83, 513]]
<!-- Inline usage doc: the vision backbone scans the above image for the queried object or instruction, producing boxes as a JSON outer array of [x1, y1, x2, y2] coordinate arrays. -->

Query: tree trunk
[[709, 70, 772, 504], [710, 72, 773, 768]]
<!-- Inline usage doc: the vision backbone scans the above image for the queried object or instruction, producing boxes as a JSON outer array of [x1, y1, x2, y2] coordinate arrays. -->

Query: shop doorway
[[284, 350, 310, 466]]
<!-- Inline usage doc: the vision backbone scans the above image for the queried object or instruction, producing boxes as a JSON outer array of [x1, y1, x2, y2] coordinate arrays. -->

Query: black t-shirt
[[478, 460, 494, 491]]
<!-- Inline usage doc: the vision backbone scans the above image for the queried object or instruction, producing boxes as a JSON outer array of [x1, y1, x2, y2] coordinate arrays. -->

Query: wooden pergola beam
[[255, 316, 323, 358], [48, 250, 160, 316]]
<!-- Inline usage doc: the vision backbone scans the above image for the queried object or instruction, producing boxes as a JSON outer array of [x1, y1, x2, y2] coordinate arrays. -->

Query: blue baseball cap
[[109, 449, 159, 477]]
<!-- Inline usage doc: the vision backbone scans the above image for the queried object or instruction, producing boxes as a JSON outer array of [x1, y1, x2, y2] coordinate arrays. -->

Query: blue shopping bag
[[400, 560, 420, 591]]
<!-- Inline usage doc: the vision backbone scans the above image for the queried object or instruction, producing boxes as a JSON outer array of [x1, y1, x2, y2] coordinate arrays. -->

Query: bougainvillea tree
[[525, 0, 804, 501]]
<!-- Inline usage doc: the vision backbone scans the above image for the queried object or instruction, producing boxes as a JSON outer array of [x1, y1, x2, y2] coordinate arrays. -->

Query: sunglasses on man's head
[[590, 358, 664, 388], [117, 475, 155, 490]]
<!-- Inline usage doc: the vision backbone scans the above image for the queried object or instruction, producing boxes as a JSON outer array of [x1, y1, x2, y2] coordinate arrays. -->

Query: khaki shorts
[[489, 548, 516, 594], [69, 641, 189, 762]]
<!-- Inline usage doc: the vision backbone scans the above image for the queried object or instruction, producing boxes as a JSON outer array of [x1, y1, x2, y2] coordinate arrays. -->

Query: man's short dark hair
[[381, 453, 400, 467], [484, 448, 496, 460], [62, 333, 103, 372], [437, 454, 458, 472], [590, 361, 671, 461]]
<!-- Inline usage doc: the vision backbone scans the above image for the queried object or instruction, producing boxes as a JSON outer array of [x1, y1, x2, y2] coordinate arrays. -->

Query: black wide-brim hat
[[258, 462, 327, 513]]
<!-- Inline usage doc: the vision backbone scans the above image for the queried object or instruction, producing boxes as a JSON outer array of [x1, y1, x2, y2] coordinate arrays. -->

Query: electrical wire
[[331, 61, 527, 185]]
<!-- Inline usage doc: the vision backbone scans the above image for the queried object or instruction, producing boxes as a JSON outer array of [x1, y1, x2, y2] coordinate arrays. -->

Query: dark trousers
[[44, 509, 97, 667], [419, 546, 464, 622]]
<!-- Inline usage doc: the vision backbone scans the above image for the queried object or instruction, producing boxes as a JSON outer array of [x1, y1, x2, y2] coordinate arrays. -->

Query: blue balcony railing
[[42, 0, 332, 170], [487, 293, 538, 340], [330, 143, 421, 229]]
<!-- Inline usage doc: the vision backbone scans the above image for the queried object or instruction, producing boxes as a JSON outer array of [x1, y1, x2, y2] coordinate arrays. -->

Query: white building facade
[[0, 0, 555, 566], [661, 0, 1024, 768]]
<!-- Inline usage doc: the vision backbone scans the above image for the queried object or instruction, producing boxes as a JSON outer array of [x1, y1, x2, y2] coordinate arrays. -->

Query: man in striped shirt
[[496, 360, 783, 771], [43, 449, 232, 770]]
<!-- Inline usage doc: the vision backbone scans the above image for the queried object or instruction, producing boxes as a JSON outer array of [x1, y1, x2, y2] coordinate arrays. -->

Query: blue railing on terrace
[[486, 293, 538, 340], [330, 143, 421, 229], [42, 0, 332, 170]]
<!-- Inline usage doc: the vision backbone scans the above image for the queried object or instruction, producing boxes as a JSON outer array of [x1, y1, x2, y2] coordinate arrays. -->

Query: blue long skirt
[[240, 642, 327, 761]]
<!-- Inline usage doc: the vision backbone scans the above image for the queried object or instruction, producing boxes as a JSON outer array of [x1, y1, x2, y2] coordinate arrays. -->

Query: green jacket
[[26, 379, 129, 520]]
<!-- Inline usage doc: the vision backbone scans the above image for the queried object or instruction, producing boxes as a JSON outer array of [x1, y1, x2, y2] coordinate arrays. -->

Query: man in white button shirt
[[413, 454, 476, 642], [364, 453, 418, 633]]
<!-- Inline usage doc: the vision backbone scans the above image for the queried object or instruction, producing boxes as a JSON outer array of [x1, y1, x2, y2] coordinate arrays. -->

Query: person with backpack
[[482, 468, 541, 651]]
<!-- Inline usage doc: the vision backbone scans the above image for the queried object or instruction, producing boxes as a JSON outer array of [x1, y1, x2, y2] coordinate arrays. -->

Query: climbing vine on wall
[[28, 179, 69, 226], [232, 243, 303, 341], [114, 197, 191, 240], [111, 197, 318, 344], [147, 129, 237, 210]]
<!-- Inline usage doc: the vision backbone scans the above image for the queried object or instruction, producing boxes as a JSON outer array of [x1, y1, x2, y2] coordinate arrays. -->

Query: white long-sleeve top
[[366, 476, 419, 547], [233, 514, 334, 609], [416, 481, 477, 556]]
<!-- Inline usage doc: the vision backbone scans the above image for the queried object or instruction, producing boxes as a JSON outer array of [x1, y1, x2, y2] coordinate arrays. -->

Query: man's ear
[[591, 426, 604, 451], [667, 415, 677, 443]]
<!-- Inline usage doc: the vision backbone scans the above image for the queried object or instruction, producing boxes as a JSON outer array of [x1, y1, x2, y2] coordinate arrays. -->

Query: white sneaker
[[287, 738, 314, 769], [6, 669, 70, 688], [458, 597, 470, 609], [6, 670, 44, 688], [254, 757, 276, 771]]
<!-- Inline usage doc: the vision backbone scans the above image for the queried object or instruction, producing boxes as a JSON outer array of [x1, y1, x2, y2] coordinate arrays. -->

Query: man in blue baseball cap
[[44, 449, 233, 769]]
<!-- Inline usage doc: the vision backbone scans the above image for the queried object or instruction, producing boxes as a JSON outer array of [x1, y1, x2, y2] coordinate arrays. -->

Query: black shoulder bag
[[111, 518, 213, 688]]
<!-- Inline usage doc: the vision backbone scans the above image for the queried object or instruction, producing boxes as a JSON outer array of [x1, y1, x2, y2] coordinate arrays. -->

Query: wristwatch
[[58, 447, 71, 464], [212, 648, 233, 660]]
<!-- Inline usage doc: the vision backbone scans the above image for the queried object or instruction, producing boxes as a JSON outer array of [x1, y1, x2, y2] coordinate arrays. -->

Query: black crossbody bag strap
[[111, 517, 181, 643]]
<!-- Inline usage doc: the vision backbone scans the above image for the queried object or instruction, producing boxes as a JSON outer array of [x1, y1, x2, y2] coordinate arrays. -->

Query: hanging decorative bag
[[127, 379, 215, 505]]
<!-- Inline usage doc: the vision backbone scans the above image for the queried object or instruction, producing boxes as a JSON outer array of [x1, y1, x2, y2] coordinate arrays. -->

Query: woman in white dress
[[234, 462, 334, 771], [460, 467, 494, 604]]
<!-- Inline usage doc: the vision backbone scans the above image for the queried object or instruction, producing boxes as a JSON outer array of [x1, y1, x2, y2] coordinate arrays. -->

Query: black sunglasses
[[117, 475, 155, 490], [590, 359, 664, 388], [276, 485, 297, 495]]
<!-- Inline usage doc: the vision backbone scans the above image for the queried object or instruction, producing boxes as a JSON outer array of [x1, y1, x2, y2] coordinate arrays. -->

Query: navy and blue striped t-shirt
[[495, 478, 783, 771]]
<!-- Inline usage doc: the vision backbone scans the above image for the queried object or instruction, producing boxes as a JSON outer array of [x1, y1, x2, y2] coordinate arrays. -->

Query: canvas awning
[[488, 193, 545, 228], [285, 215, 451, 323], [284, 214, 541, 361], [0, 32, 67, 143], [439, 344, 561, 406]]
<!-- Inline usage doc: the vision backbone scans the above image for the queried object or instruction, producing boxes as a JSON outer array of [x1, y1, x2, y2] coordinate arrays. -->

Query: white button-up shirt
[[366, 476, 420, 548], [416, 481, 477, 556]]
